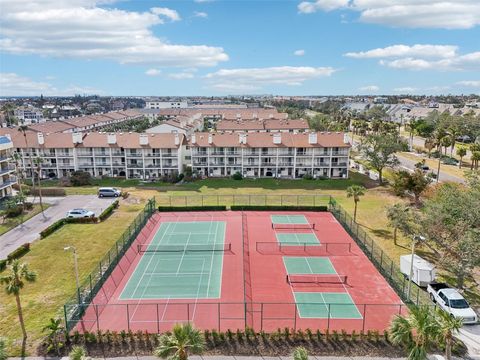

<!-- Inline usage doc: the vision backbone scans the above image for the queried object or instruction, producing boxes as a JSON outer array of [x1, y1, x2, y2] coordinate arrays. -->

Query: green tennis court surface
[[276, 232, 320, 246], [294, 292, 362, 319], [283, 257, 336, 274], [120, 221, 226, 300], [271, 215, 308, 224]]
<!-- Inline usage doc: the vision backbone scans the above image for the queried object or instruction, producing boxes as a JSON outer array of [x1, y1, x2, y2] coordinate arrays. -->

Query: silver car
[[66, 209, 95, 218]]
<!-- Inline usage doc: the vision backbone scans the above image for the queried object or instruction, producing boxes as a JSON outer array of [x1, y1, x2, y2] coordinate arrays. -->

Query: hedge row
[[158, 206, 227, 212], [230, 205, 329, 211], [0, 243, 31, 271], [40, 216, 98, 238], [31, 187, 66, 197], [99, 200, 119, 221]]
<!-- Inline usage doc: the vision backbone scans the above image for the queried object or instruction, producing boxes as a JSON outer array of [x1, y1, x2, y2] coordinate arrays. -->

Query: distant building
[[14, 106, 44, 124], [0, 135, 16, 198], [145, 101, 188, 109]]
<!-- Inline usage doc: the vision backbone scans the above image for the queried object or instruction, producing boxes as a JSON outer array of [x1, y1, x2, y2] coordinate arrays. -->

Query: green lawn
[[0, 199, 145, 356], [0, 204, 50, 236]]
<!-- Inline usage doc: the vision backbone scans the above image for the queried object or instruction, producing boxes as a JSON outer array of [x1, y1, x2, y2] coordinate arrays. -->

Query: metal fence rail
[[65, 301, 414, 334], [156, 194, 332, 208], [328, 198, 431, 306]]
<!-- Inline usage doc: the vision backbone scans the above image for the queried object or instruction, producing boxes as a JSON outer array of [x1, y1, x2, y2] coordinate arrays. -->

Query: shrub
[[302, 173, 313, 180], [6, 243, 30, 261], [293, 346, 308, 360], [230, 205, 328, 211], [5, 205, 23, 218], [231, 171, 243, 180], [0, 260, 6, 272], [65, 217, 98, 224], [30, 188, 66, 197], [24, 202, 34, 210], [40, 218, 66, 238], [70, 171, 92, 186], [98, 200, 119, 221]]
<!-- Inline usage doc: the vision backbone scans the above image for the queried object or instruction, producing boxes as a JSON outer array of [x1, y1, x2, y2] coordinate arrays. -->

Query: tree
[[456, 147, 467, 168], [154, 323, 205, 360], [70, 171, 92, 186], [389, 306, 439, 360], [435, 308, 463, 360], [346, 185, 366, 222], [419, 179, 480, 289], [0, 260, 37, 340], [359, 134, 401, 184], [424, 137, 436, 158], [33, 156, 45, 215], [471, 151, 480, 170], [385, 203, 415, 246], [0, 337, 7, 360], [392, 169, 432, 206], [42, 318, 64, 355], [18, 125, 35, 191], [293, 347, 309, 360]]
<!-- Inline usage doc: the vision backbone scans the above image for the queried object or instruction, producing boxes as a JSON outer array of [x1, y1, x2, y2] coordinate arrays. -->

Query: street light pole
[[64, 246, 80, 296], [407, 235, 426, 302]]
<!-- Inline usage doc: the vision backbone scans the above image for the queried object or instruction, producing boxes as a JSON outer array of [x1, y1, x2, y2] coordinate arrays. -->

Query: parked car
[[98, 187, 121, 198], [427, 283, 478, 324], [66, 209, 95, 218]]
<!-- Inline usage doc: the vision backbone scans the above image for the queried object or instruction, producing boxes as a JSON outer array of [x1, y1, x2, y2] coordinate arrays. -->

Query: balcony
[[77, 151, 93, 157], [225, 151, 239, 155], [111, 151, 124, 156], [193, 161, 208, 166], [210, 151, 224, 156], [127, 152, 142, 158], [0, 156, 11, 162], [0, 179, 17, 189], [331, 162, 348, 167], [0, 166, 15, 176], [59, 164, 74, 169], [162, 152, 177, 158], [145, 152, 161, 157], [57, 152, 72, 157], [127, 163, 143, 168]]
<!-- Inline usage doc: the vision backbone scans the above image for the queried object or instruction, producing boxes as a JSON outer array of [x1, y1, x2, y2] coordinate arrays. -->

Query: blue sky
[[0, 0, 479, 96]]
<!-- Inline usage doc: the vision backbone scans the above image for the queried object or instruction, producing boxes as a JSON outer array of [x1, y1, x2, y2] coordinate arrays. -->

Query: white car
[[66, 209, 95, 218], [428, 283, 478, 324]]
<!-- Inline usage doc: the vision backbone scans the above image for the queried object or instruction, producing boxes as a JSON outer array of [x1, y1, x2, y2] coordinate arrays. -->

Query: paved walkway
[[0, 195, 115, 259]]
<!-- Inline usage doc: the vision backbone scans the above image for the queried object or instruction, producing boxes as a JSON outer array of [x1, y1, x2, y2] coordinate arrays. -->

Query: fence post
[[260, 303, 264, 331], [327, 304, 331, 331], [187, 303, 190, 324], [294, 303, 297, 331], [126, 304, 130, 332], [362, 304, 366, 332], [218, 303, 221, 331], [95, 304, 100, 331], [64, 305, 69, 332], [157, 304, 160, 333]]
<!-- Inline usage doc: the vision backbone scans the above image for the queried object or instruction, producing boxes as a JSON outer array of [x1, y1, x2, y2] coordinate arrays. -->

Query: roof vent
[[107, 133, 117, 144], [139, 133, 148, 145], [37, 132, 45, 145], [273, 133, 282, 144], [308, 132, 318, 145]]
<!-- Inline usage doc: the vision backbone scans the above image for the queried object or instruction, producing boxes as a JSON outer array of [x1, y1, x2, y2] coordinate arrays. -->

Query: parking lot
[[0, 195, 116, 259]]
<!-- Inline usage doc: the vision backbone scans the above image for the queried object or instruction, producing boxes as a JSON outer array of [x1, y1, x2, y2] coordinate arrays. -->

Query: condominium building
[[187, 132, 350, 179], [14, 106, 44, 124], [0, 136, 16, 198], [3, 130, 350, 180]]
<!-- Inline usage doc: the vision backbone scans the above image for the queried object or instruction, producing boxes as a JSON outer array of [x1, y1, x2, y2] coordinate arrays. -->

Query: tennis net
[[286, 274, 348, 285], [272, 223, 315, 230], [256, 241, 352, 255], [137, 243, 232, 253]]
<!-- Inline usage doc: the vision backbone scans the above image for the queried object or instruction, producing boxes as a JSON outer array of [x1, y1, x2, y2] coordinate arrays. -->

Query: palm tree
[[33, 156, 45, 215], [390, 306, 439, 360], [456, 147, 467, 169], [69, 346, 90, 360], [471, 151, 480, 170], [154, 323, 205, 360], [293, 346, 309, 360], [346, 185, 366, 222], [0, 260, 37, 340], [424, 137, 436, 158], [17, 125, 35, 191], [0, 337, 7, 360], [42, 318, 64, 355], [435, 308, 463, 360], [385, 203, 413, 246]]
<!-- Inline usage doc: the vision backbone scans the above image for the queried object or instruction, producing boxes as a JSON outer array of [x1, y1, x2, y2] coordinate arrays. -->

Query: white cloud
[[0, 72, 103, 96], [194, 0, 214, 2], [294, 49, 305, 56], [205, 66, 336, 93], [193, 11, 208, 18], [168, 72, 195, 79], [345, 44, 457, 59], [150, 7, 181, 22], [393, 87, 418, 93], [457, 80, 480, 87], [347, 44, 480, 71], [145, 68, 162, 76], [0, 0, 228, 67], [208, 83, 261, 93], [298, 0, 480, 29], [359, 85, 379, 92]]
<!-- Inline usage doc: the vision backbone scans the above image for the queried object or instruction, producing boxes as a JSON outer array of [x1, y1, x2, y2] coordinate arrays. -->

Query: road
[[0, 195, 115, 260], [457, 324, 480, 359]]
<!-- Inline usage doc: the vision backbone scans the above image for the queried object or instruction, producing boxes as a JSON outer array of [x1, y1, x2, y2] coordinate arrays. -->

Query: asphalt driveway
[[0, 195, 115, 260]]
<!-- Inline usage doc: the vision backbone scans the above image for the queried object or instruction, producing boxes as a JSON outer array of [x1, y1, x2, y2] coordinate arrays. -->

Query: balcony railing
[[0, 166, 15, 176]]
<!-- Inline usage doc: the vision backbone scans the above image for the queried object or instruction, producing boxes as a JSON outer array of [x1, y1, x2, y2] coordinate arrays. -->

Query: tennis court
[[120, 221, 227, 300], [293, 292, 362, 319], [271, 214, 309, 225], [276, 232, 320, 246], [283, 256, 336, 274]]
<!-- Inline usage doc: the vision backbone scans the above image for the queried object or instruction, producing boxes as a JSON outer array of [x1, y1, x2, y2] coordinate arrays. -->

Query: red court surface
[[71, 210, 405, 333]]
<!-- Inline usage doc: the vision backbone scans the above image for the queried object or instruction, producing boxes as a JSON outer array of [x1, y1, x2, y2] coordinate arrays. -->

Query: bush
[[6, 243, 30, 261], [229, 205, 328, 211], [0, 259, 7, 272], [5, 205, 23, 218], [158, 206, 227, 212], [231, 171, 243, 180], [24, 202, 34, 210], [40, 218, 66, 238], [302, 173, 314, 180], [30, 188, 66, 197], [70, 171, 92, 186], [65, 217, 98, 224], [99, 200, 119, 221]]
